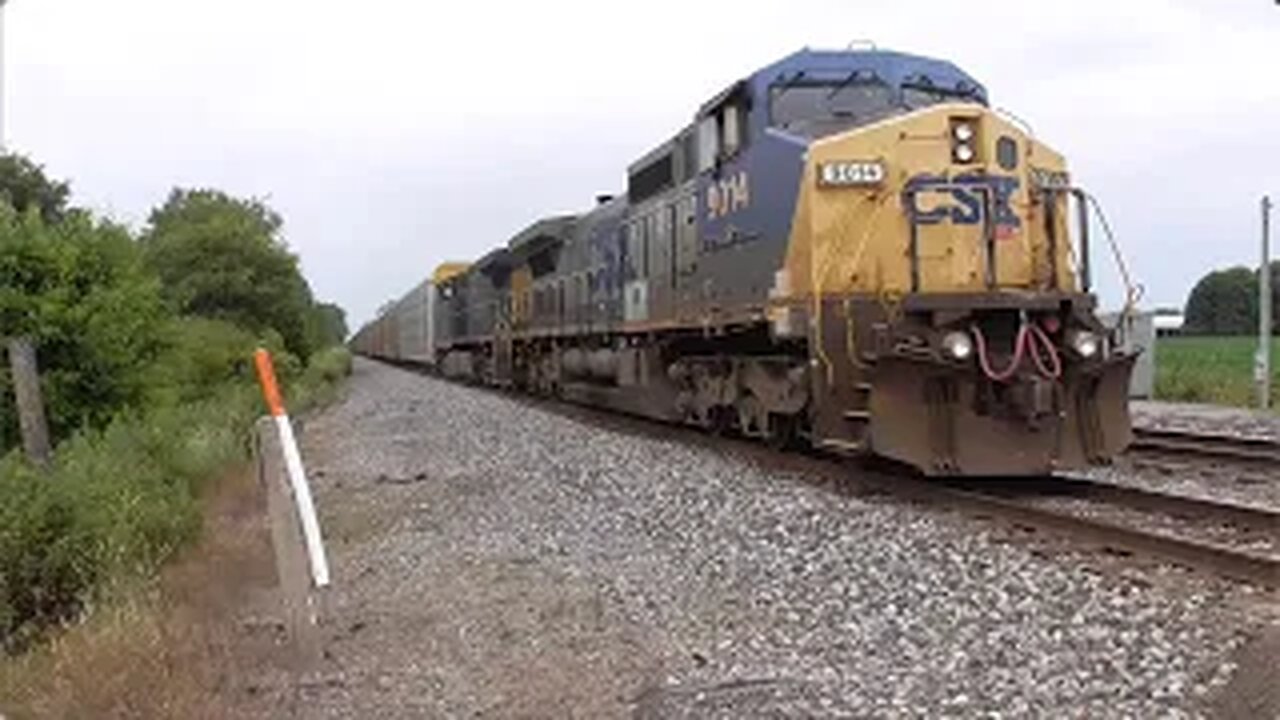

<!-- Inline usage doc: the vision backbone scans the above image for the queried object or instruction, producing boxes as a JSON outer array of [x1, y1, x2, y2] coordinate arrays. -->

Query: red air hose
[[972, 321, 1063, 383], [972, 323, 1028, 383]]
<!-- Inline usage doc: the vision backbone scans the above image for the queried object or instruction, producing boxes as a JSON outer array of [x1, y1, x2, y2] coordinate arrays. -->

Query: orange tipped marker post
[[254, 348, 331, 588]]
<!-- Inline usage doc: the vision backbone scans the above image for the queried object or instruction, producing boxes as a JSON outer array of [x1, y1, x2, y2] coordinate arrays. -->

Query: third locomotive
[[353, 47, 1137, 476]]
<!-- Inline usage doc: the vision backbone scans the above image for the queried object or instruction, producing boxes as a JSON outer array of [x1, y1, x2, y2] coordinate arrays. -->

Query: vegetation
[[1154, 336, 1279, 407], [0, 153, 350, 650], [0, 155, 71, 224], [140, 189, 323, 359], [1183, 262, 1278, 335]]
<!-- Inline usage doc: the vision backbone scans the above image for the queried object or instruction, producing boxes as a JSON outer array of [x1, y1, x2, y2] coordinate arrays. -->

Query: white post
[[254, 349, 331, 588], [1259, 196, 1272, 410]]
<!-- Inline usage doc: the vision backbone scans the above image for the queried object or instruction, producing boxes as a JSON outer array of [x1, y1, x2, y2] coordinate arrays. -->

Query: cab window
[[697, 116, 718, 173], [697, 102, 747, 172]]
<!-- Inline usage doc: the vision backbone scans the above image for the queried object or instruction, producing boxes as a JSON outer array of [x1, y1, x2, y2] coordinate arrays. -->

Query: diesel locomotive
[[352, 48, 1137, 476]]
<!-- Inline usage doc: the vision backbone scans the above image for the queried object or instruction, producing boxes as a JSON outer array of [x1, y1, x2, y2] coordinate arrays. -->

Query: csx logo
[[904, 174, 1020, 230], [706, 171, 750, 220]]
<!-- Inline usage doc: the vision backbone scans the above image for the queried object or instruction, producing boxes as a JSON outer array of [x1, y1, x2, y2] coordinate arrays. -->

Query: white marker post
[[254, 348, 331, 588]]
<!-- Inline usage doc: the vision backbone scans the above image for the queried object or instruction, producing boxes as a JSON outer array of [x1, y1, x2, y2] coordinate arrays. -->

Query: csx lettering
[[706, 171, 750, 220], [904, 174, 1020, 229]]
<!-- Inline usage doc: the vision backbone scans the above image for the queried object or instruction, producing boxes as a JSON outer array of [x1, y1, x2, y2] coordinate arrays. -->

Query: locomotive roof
[[699, 47, 987, 116], [508, 214, 577, 255]]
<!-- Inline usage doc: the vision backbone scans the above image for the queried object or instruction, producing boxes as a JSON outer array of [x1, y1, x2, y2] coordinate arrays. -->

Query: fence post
[[7, 336, 51, 468]]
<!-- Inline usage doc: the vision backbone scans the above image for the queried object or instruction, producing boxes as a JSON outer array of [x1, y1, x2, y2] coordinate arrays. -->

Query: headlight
[[953, 144, 975, 163], [818, 160, 886, 187], [1068, 330, 1100, 359], [942, 331, 974, 361], [952, 122, 975, 142]]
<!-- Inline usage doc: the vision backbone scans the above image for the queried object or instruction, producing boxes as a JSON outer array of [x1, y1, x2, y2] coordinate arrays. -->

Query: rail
[[932, 475, 1278, 587], [1130, 427, 1280, 464]]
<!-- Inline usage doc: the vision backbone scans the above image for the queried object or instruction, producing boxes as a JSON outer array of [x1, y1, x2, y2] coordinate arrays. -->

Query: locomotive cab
[[762, 55, 1136, 475]]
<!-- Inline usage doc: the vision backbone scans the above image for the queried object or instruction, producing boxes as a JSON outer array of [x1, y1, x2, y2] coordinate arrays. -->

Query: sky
[[9, 0, 1279, 327]]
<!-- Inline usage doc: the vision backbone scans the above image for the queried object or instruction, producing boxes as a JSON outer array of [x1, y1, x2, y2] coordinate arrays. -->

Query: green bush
[[0, 349, 348, 650], [289, 347, 353, 414], [0, 157, 355, 650], [0, 209, 167, 448]]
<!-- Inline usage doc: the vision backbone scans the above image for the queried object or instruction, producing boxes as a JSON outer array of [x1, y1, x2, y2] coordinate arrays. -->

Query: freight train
[[352, 47, 1137, 476]]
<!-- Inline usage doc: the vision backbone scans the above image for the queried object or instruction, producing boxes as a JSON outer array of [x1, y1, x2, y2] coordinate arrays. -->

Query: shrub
[[0, 348, 348, 650], [0, 210, 167, 449]]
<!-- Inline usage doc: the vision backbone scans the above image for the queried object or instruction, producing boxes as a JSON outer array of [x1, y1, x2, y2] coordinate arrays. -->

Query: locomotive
[[352, 48, 1137, 476]]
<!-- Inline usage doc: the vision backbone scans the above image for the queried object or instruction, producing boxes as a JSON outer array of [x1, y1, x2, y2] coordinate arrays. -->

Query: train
[[352, 47, 1137, 476]]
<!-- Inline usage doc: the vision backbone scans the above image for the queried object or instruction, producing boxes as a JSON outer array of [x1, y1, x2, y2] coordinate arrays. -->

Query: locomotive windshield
[[770, 80, 981, 138]]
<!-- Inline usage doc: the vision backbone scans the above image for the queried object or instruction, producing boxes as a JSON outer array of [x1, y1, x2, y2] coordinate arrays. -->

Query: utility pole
[[1259, 196, 1273, 410]]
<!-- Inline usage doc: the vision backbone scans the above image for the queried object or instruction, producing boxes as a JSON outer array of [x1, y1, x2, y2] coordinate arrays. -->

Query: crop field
[[1154, 336, 1280, 408]]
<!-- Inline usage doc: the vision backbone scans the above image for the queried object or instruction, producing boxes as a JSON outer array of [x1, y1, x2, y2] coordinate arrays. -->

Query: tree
[[0, 209, 167, 448], [0, 154, 71, 223], [140, 189, 318, 358], [310, 302, 348, 348], [1183, 266, 1258, 335]]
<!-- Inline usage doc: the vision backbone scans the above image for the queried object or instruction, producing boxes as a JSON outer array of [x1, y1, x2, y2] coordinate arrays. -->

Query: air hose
[[972, 323, 1028, 382], [972, 321, 1062, 382]]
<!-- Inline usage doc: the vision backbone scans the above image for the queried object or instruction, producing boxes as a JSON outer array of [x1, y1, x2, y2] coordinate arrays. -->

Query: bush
[[289, 347, 353, 414], [0, 344, 350, 650], [0, 388, 256, 651], [0, 209, 167, 448]]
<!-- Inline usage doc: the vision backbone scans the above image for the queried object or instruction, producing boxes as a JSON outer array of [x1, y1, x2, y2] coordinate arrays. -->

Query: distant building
[[1153, 313, 1185, 337]]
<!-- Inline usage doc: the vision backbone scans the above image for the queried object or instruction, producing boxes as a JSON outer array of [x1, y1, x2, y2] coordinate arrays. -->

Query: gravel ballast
[[294, 359, 1263, 718]]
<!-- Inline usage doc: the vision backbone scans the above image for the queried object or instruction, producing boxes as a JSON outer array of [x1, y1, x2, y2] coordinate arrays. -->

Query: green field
[[1154, 336, 1280, 408]]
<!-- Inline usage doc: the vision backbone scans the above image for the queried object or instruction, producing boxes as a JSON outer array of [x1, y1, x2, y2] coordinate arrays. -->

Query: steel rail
[[1045, 475, 1277, 533], [1130, 427, 1280, 464], [922, 475, 1279, 587], [930, 483, 1277, 587]]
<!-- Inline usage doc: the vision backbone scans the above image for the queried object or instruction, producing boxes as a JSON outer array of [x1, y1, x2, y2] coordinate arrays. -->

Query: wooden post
[[7, 336, 51, 467]]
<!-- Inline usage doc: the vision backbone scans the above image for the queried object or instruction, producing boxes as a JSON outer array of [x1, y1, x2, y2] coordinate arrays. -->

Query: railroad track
[[932, 475, 1279, 587], [1130, 426, 1280, 465]]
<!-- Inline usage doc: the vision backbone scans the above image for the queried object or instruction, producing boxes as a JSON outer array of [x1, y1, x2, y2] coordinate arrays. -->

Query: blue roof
[[702, 48, 986, 114]]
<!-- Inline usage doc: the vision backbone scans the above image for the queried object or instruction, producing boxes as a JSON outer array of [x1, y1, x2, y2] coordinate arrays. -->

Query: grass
[[0, 466, 287, 719], [1154, 336, 1279, 408]]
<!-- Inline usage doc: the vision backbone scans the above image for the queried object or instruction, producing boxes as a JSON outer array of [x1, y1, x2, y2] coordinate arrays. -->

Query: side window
[[697, 116, 719, 173]]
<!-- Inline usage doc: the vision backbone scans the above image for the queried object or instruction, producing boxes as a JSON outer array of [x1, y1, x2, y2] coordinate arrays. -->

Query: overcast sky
[[10, 0, 1279, 326]]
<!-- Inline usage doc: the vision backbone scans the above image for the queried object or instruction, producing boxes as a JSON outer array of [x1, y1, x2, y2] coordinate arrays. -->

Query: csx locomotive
[[352, 48, 1136, 476]]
